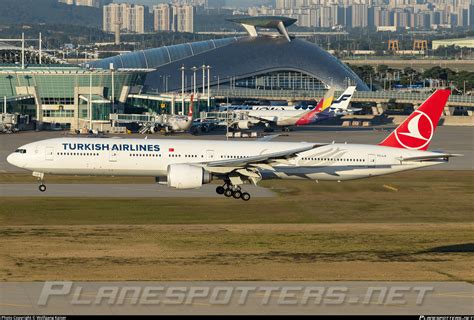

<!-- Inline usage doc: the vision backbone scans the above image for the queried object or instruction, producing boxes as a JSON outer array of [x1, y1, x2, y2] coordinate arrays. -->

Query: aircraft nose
[[7, 153, 25, 168], [6, 153, 15, 165]]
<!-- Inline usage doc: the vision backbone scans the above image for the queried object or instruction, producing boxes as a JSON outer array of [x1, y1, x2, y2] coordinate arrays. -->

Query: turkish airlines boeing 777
[[7, 90, 459, 201]]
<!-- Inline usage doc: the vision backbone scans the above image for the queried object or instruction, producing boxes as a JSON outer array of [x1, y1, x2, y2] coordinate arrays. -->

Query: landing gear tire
[[216, 186, 225, 195], [241, 193, 251, 201], [232, 190, 242, 199], [224, 189, 233, 198], [39, 184, 46, 192]]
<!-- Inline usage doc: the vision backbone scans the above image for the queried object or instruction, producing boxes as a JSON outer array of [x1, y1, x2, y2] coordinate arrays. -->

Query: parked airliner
[[7, 90, 459, 201], [231, 87, 356, 131]]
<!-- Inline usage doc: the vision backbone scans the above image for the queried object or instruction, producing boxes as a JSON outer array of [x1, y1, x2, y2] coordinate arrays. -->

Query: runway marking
[[0, 302, 33, 308], [73, 292, 213, 307], [434, 292, 474, 299], [383, 185, 399, 192]]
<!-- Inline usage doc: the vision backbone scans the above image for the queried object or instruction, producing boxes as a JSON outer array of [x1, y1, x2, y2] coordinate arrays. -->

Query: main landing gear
[[216, 184, 251, 201]]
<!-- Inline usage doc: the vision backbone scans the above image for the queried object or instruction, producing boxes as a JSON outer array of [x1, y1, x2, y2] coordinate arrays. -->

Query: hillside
[[1, 0, 102, 27]]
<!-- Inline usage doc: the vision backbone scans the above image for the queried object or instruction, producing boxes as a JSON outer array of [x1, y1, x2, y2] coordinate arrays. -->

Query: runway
[[0, 183, 275, 198], [0, 281, 472, 315]]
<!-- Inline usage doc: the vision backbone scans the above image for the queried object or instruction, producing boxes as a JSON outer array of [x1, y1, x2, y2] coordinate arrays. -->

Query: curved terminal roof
[[89, 38, 238, 70], [91, 36, 369, 92]]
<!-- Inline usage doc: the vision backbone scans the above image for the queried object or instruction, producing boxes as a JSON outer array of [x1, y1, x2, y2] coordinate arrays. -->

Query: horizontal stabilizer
[[396, 153, 463, 162]]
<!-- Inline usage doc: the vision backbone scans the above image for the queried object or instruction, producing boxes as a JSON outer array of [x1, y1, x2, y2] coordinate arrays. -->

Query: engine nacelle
[[167, 164, 212, 189], [237, 121, 251, 130]]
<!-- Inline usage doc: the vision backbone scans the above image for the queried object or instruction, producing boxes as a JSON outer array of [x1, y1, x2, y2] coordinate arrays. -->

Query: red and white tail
[[379, 89, 451, 151]]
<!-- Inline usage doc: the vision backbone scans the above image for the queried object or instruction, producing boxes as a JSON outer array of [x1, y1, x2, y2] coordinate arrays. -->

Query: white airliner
[[231, 87, 356, 131], [149, 95, 195, 134], [7, 90, 459, 201]]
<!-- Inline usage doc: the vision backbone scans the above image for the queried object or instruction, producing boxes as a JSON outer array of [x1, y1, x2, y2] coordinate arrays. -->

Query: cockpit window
[[15, 149, 27, 154]]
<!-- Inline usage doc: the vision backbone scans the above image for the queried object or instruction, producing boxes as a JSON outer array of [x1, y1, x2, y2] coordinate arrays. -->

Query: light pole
[[180, 65, 185, 115], [39, 32, 42, 65], [21, 33, 25, 69], [201, 64, 206, 98], [207, 65, 211, 111], [89, 69, 93, 131], [191, 66, 198, 97], [110, 63, 115, 113]]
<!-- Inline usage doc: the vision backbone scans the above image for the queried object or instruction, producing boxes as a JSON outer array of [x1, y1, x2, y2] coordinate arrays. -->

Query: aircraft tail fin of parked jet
[[315, 88, 336, 113], [379, 89, 451, 151], [296, 89, 335, 125], [330, 86, 357, 113]]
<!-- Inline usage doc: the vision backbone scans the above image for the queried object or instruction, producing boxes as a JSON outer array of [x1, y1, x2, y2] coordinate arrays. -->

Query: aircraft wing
[[246, 114, 277, 123], [396, 153, 463, 162], [204, 143, 326, 168], [257, 134, 281, 142]]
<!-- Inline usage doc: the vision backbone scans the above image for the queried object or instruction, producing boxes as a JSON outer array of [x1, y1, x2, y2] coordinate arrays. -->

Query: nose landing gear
[[33, 172, 46, 192], [215, 183, 251, 201]]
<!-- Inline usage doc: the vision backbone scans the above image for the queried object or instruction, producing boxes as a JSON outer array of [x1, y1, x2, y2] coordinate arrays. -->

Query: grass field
[[0, 171, 473, 281]]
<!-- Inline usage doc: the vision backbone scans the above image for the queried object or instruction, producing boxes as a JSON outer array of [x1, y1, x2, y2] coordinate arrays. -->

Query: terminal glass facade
[[0, 66, 146, 127], [79, 99, 112, 121], [234, 71, 328, 91]]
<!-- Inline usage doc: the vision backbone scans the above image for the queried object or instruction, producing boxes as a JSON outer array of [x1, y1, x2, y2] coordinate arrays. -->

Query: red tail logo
[[379, 89, 450, 151], [295, 98, 324, 126]]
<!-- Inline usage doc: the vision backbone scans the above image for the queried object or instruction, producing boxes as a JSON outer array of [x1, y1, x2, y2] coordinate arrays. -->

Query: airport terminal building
[[0, 17, 369, 131], [91, 17, 369, 94]]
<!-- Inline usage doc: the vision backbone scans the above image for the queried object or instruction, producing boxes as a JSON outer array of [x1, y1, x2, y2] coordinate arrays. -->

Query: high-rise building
[[153, 4, 194, 33], [154, 4, 172, 32], [103, 3, 145, 34], [172, 4, 194, 33], [58, 0, 112, 7], [248, 0, 471, 29], [58, 0, 75, 5], [351, 4, 369, 27], [470, 4, 474, 28]]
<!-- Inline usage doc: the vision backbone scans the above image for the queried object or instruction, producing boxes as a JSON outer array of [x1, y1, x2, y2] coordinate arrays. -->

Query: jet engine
[[167, 164, 212, 189], [237, 121, 251, 130]]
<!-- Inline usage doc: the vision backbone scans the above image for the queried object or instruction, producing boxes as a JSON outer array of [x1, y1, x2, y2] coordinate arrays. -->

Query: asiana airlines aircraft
[[7, 90, 460, 201]]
